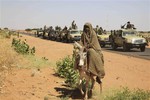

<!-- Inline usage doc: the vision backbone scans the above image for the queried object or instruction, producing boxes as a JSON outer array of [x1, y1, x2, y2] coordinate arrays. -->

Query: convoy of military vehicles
[[36, 28, 82, 43], [33, 21, 149, 52], [97, 22, 148, 52]]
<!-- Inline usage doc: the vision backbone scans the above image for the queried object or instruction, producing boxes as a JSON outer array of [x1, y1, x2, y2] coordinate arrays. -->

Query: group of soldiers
[[40, 20, 108, 38], [37, 21, 140, 43], [94, 25, 106, 35], [42, 20, 107, 35], [37, 20, 79, 42], [42, 20, 78, 34], [94, 21, 136, 35]]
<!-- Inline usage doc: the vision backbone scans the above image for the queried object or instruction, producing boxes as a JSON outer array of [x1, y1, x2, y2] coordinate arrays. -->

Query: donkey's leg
[[78, 79, 84, 95], [89, 76, 95, 97], [96, 76, 102, 93], [77, 70, 85, 96], [84, 79, 89, 100], [91, 76, 95, 90], [100, 81, 102, 93]]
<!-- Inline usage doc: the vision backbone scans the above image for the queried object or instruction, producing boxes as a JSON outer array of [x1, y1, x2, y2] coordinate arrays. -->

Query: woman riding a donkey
[[74, 22, 105, 99]]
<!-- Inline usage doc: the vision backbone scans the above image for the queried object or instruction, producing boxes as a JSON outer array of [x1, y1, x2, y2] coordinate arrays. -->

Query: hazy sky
[[0, 0, 150, 31]]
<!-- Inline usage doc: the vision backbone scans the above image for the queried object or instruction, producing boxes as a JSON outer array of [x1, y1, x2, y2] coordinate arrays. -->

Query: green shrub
[[56, 56, 79, 88], [12, 38, 35, 55], [104, 87, 150, 100]]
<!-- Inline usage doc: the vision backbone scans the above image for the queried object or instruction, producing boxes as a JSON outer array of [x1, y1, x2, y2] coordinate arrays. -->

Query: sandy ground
[[0, 34, 150, 100]]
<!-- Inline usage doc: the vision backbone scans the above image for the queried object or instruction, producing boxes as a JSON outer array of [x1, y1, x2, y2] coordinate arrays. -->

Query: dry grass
[[0, 38, 19, 71], [0, 31, 51, 91], [0, 35, 21, 90]]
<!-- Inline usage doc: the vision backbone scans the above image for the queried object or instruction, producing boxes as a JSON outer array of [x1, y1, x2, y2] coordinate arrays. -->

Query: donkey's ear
[[74, 41, 82, 49]]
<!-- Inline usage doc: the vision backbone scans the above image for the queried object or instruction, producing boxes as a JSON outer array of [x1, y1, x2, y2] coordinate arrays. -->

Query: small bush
[[12, 38, 35, 55], [56, 56, 79, 88], [104, 87, 150, 100], [0, 30, 11, 38], [25, 28, 32, 31]]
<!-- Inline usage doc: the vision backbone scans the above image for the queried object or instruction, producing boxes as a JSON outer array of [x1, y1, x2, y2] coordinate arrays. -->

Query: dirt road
[[0, 34, 150, 100]]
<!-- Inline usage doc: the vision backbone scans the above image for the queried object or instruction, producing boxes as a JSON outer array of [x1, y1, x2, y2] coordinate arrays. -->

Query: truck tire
[[101, 44, 105, 48], [140, 46, 145, 52], [112, 42, 117, 50], [123, 43, 128, 52]]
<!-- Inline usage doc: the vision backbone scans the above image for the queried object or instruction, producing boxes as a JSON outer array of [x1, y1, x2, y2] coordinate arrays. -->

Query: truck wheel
[[67, 37, 71, 43], [140, 46, 145, 52], [67, 39, 70, 43], [123, 43, 128, 52], [112, 42, 117, 50], [63, 38, 67, 43], [101, 44, 105, 48]]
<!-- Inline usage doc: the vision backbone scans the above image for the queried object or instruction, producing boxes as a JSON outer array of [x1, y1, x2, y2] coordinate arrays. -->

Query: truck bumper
[[100, 41, 111, 45], [126, 43, 146, 48]]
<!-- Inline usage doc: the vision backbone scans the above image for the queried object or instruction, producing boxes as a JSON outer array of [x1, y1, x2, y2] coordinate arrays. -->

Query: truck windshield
[[71, 31, 80, 34], [123, 31, 136, 36]]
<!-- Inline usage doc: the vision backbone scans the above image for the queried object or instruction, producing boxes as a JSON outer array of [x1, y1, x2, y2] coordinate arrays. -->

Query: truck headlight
[[70, 35, 73, 38], [142, 39, 146, 43], [98, 36, 101, 40], [126, 39, 132, 43]]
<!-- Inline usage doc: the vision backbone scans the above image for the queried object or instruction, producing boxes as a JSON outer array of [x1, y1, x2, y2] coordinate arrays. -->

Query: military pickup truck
[[37, 29, 43, 37], [110, 29, 147, 52], [97, 32, 111, 48], [65, 29, 81, 42]]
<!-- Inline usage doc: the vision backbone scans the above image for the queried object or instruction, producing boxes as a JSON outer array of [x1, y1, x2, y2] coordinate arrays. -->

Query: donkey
[[74, 42, 102, 99]]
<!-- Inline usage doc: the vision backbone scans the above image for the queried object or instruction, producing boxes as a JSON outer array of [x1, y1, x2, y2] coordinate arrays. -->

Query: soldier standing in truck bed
[[126, 21, 132, 29]]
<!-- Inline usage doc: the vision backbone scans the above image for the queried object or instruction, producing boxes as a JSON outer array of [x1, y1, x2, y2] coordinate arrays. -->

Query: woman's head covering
[[81, 22, 101, 51], [83, 23, 93, 35], [83, 23, 95, 42]]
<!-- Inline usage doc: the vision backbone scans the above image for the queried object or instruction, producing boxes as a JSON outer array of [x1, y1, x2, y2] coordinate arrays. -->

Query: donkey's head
[[78, 50, 87, 66], [74, 42, 87, 67]]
